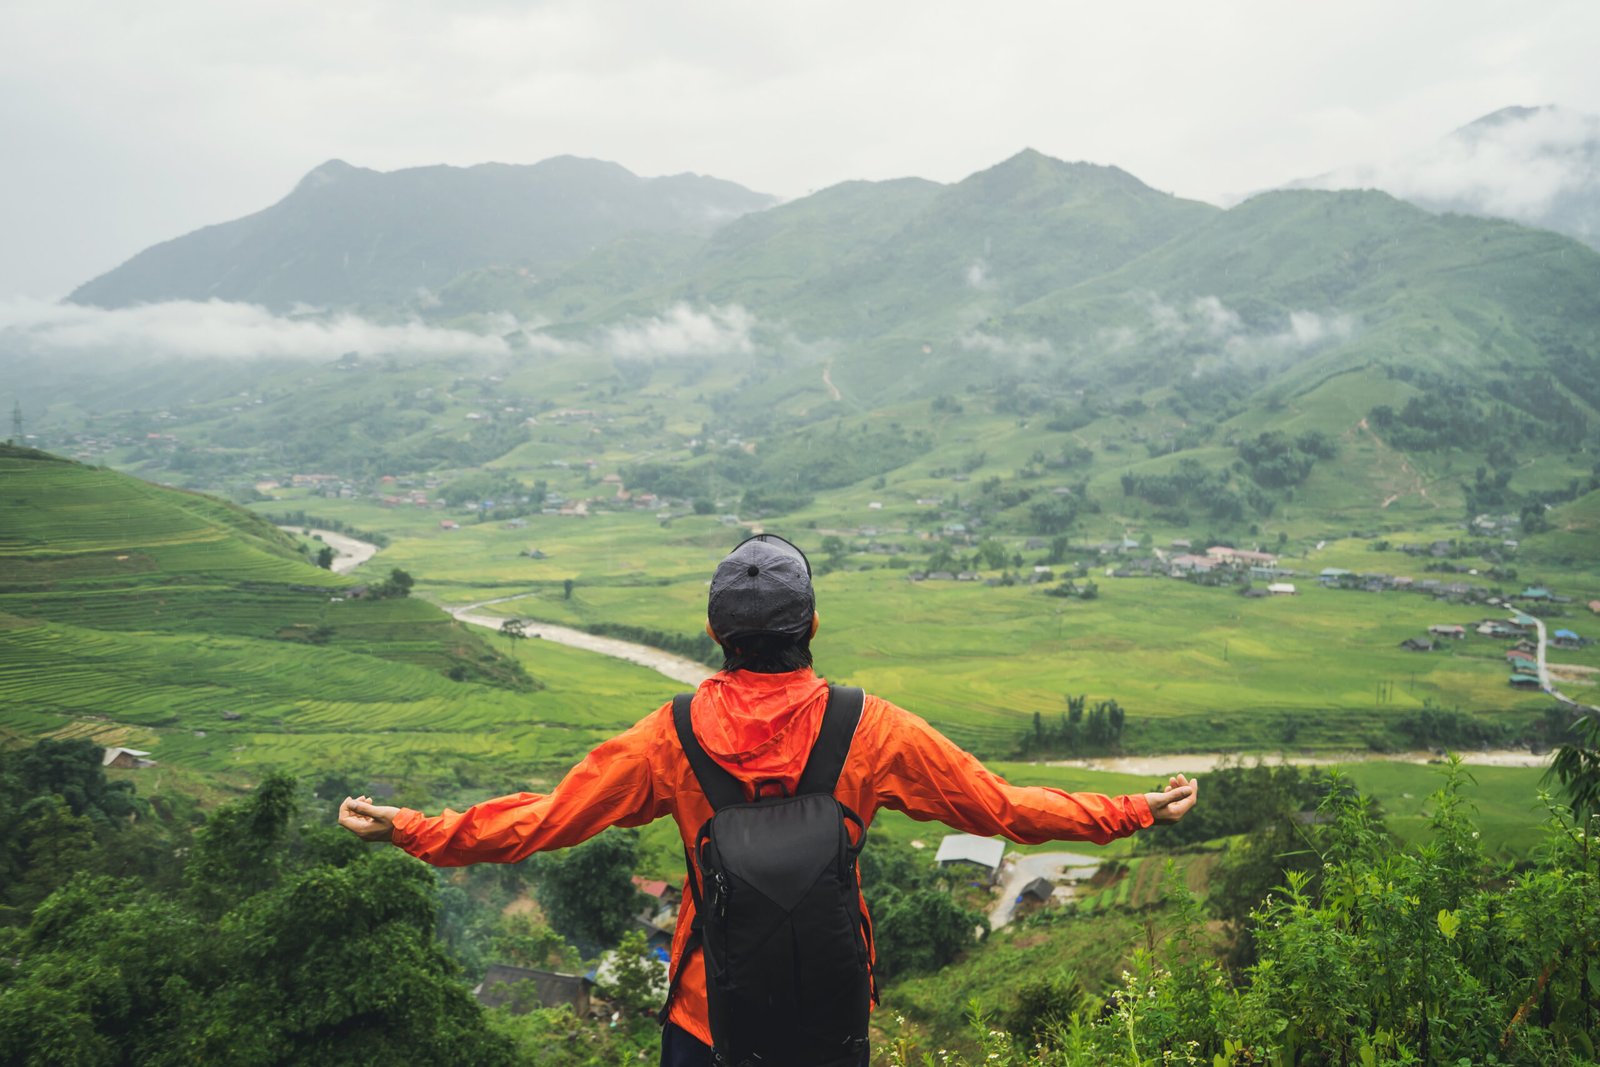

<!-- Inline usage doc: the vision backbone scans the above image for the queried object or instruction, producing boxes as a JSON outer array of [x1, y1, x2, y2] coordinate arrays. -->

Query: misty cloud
[[0, 298, 510, 360], [1106, 295, 1356, 376], [958, 329, 1052, 359], [1295, 107, 1600, 239], [601, 303, 756, 357], [964, 261, 989, 289]]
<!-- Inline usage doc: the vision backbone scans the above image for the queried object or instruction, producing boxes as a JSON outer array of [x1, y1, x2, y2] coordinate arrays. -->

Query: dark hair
[[720, 631, 813, 673]]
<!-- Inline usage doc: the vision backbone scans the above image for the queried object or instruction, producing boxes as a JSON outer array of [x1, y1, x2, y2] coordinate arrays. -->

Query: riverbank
[[1043, 747, 1553, 776]]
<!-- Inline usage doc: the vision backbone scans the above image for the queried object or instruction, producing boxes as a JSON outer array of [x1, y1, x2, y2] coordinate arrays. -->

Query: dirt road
[[279, 527, 379, 574], [450, 596, 712, 687], [989, 851, 1101, 929]]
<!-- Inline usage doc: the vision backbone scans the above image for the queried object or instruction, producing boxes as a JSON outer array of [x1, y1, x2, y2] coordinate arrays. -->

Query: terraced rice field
[[0, 451, 676, 794]]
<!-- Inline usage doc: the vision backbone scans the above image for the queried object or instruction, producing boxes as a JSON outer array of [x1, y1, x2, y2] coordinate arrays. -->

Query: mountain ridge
[[69, 156, 778, 311]]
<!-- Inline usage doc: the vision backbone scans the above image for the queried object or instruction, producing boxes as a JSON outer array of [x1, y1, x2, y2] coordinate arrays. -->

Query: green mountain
[[67, 156, 777, 311], [449, 150, 1216, 343], [18, 146, 1600, 549]]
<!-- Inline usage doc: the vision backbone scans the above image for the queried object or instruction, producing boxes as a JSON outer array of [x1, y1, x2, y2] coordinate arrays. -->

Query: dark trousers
[[660, 1024, 871, 1067], [660, 1022, 713, 1066]]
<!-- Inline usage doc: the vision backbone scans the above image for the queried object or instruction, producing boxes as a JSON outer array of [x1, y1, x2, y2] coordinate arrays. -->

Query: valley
[[3, 131, 1600, 1062]]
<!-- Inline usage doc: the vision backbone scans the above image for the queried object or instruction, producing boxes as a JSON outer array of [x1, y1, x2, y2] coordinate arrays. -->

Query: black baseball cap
[[707, 534, 815, 642]]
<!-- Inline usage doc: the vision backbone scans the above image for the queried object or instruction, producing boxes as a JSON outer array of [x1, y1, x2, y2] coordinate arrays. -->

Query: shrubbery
[[886, 762, 1600, 1065]]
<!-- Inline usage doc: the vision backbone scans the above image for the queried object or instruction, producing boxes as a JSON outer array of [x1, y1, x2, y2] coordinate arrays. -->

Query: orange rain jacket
[[389, 668, 1154, 1046]]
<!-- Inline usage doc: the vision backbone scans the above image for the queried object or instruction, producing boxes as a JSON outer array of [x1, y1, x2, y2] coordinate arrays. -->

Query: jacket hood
[[691, 668, 830, 784]]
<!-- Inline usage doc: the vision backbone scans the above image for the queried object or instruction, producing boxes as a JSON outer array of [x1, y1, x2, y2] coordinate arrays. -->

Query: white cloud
[[958, 329, 1052, 359], [1104, 295, 1356, 377], [964, 260, 989, 289], [601, 303, 756, 357], [1296, 106, 1600, 230], [1190, 295, 1243, 337], [0, 297, 509, 360]]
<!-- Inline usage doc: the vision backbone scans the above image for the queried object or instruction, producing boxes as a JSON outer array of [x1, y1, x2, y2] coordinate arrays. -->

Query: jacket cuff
[[390, 807, 424, 849], [1129, 793, 1155, 830]]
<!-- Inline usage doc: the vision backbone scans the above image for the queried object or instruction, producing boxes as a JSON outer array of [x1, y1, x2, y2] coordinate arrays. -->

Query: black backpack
[[659, 685, 875, 1067]]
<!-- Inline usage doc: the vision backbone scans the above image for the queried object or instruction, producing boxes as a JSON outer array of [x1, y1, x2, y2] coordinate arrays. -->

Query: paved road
[[1518, 612, 1597, 713], [989, 851, 1101, 930]]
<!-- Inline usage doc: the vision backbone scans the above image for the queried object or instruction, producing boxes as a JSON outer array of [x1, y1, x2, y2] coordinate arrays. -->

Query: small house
[[1588, 600, 1600, 615], [1013, 877, 1057, 915], [1519, 587, 1552, 602], [1428, 625, 1466, 640], [1509, 673, 1543, 690], [1267, 582, 1297, 596], [1399, 637, 1435, 652], [1553, 629, 1582, 649], [101, 747, 156, 769], [935, 834, 1006, 884], [632, 875, 679, 907], [474, 966, 593, 1016]]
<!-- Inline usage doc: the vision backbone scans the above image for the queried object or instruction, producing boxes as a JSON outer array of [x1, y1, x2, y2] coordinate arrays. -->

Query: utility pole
[[9, 400, 20, 445]]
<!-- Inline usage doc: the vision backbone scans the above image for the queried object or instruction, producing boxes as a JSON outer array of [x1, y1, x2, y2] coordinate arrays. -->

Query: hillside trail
[[1355, 418, 1437, 510], [822, 362, 842, 402]]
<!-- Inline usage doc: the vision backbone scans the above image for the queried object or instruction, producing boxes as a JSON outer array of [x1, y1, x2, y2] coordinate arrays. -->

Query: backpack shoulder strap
[[671, 692, 745, 811], [796, 685, 865, 796]]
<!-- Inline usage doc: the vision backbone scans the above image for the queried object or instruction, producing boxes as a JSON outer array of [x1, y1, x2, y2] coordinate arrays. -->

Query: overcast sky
[[3, 0, 1597, 301]]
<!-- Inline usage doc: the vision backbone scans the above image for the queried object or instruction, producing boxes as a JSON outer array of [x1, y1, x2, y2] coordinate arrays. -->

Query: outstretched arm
[[870, 703, 1194, 844], [337, 710, 671, 865]]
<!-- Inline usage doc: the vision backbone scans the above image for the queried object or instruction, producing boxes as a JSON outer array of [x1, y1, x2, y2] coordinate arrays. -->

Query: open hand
[[1144, 774, 1198, 824], [339, 795, 399, 842]]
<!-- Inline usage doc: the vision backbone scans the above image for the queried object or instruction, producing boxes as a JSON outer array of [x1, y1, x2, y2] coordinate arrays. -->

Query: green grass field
[[0, 445, 1586, 870], [264, 498, 1577, 758]]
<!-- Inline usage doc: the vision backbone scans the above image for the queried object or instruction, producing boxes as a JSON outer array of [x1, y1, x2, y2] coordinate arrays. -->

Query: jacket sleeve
[[869, 702, 1152, 845], [389, 708, 672, 866]]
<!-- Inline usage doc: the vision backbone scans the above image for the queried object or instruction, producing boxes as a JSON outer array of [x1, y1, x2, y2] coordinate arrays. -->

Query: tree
[[562, 578, 574, 601], [872, 888, 983, 980], [499, 618, 526, 644], [1029, 498, 1078, 535], [975, 539, 1009, 571], [315, 545, 335, 569], [371, 568, 414, 598], [1549, 712, 1600, 819], [534, 829, 640, 956], [597, 929, 668, 1016], [489, 913, 573, 971], [185, 772, 298, 915]]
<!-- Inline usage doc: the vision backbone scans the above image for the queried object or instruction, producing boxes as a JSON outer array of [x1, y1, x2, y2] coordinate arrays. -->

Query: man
[[340, 534, 1197, 1065]]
